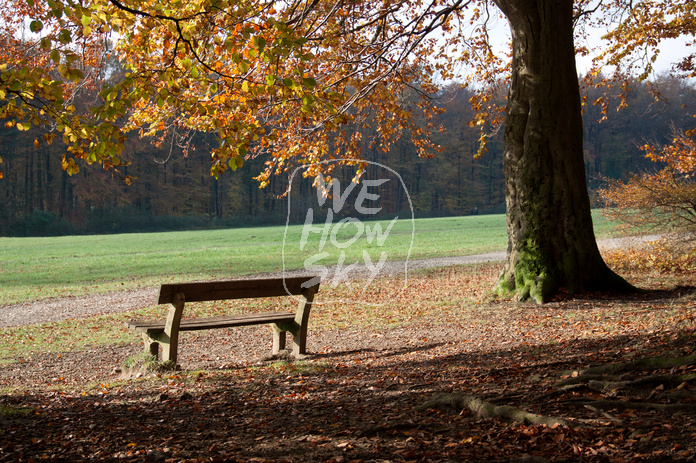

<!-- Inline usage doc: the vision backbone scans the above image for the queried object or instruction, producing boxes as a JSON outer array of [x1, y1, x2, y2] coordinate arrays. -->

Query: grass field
[[0, 212, 623, 306]]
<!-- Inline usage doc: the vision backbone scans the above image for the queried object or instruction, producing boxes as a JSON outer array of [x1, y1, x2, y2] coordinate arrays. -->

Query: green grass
[[0, 312, 135, 365], [0, 404, 33, 417], [0, 211, 623, 306]]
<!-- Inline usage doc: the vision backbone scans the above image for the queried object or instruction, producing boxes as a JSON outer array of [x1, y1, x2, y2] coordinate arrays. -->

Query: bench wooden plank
[[158, 276, 319, 304], [129, 312, 296, 332]]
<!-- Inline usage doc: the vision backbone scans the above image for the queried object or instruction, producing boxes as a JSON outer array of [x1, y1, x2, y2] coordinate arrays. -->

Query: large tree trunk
[[493, 0, 633, 302]]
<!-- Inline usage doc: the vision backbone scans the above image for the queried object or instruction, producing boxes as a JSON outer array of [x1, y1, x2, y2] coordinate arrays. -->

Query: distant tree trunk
[[211, 176, 220, 219], [24, 153, 32, 215], [493, 0, 634, 302], [59, 170, 69, 219], [44, 147, 52, 213]]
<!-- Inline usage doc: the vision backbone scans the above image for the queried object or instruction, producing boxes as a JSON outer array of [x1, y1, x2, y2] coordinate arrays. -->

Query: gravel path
[[0, 235, 661, 328], [0, 251, 506, 328], [0, 288, 160, 328]]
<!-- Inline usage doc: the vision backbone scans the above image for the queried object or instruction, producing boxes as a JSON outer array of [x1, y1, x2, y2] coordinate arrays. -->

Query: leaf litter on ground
[[0, 261, 694, 462]]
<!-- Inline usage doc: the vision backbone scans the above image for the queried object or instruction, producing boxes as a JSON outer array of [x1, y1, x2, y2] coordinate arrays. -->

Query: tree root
[[566, 352, 696, 378], [555, 373, 625, 388], [565, 399, 696, 414], [655, 390, 696, 400], [409, 354, 696, 436], [415, 393, 578, 428], [548, 353, 696, 420], [511, 456, 551, 463], [554, 352, 696, 403], [583, 405, 624, 424], [583, 373, 696, 393], [358, 422, 421, 437]]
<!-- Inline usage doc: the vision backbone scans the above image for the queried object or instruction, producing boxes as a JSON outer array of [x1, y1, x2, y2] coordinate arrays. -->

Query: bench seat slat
[[129, 311, 296, 333]]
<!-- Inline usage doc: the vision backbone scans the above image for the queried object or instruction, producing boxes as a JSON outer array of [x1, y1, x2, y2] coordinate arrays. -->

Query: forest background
[[2, 69, 695, 237]]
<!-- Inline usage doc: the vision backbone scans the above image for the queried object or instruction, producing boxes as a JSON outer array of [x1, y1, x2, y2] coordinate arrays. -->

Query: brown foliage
[[603, 239, 696, 274], [600, 171, 696, 236], [599, 129, 696, 244]]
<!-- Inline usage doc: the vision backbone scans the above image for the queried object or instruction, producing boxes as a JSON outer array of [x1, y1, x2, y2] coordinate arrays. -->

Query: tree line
[[1, 75, 694, 236]]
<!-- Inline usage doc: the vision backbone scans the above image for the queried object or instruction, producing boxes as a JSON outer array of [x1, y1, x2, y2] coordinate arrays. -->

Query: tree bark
[[492, 0, 634, 302]]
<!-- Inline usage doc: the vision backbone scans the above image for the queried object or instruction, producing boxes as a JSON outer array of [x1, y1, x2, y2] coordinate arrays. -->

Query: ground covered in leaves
[[1, 263, 695, 462]]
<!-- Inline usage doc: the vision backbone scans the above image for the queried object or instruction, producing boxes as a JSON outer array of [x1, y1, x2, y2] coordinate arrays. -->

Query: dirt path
[[0, 235, 661, 328], [0, 251, 507, 328]]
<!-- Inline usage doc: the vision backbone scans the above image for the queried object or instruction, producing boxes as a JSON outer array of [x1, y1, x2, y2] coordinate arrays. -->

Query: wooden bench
[[127, 276, 320, 364]]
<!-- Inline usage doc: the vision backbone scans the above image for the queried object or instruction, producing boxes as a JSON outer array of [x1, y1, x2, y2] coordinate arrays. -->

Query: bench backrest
[[157, 276, 319, 304]]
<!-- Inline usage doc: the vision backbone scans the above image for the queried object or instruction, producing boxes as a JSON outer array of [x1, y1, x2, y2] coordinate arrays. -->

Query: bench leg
[[272, 324, 287, 354], [161, 293, 185, 365], [290, 325, 307, 356], [161, 342, 176, 364], [142, 333, 160, 359], [271, 324, 306, 356], [143, 333, 176, 364], [289, 287, 316, 356]]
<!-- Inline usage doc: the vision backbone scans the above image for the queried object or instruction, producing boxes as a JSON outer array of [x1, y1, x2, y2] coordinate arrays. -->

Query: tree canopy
[[2, 0, 471, 182], [1, 0, 693, 180]]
